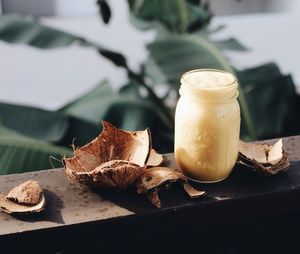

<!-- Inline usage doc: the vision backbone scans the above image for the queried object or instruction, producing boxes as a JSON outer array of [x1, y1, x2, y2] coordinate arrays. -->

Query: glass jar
[[174, 69, 240, 183]]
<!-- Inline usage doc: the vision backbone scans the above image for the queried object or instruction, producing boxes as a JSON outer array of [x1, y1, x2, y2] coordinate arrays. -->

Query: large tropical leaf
[[0, 102, 68, 143], [0, 15, 128, 68], [146, 35, 233, 86], [0, 124, 72, 175], [242, 74, 295, 139], [212, 38, 248, 52], [237, 64, 298, 139], [0, 102, 100, 147], [0, 15, 83, 48], [237, 62, 282, 87]]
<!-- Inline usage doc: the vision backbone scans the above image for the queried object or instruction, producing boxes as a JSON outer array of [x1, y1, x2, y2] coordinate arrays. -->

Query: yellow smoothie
[[174, 69, 240, 182]]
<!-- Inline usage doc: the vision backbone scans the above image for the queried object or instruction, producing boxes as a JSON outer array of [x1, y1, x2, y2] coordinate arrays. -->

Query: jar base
[[187, 175, 229, 184]]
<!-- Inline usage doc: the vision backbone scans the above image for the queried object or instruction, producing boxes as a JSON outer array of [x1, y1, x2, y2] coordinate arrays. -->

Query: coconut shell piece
[[239, 141, 269, 164], [147, 149, 164, 167], [91, 160, 144, 188], [64, 121, 152, 189], [136, 167, 205, 208], [237, 139, 290, 175], [0, 180, 45, 214], [268, 139, 284, 165], [146, 190, 161, 208], [7, 180, 42, 205], [183, 183, 206, 199], [0, 194, 45, 214]]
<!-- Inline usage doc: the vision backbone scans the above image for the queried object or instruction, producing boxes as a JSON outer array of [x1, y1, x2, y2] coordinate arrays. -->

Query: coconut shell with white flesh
[[64, 121, 152, 189], [268, 139, 284, 165], [136, 167, 205, 208], [0, 180, 45, 214], [237, 139, 290, 175]]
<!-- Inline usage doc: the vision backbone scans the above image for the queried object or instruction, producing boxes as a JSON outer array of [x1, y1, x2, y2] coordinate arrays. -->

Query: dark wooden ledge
[[0, 136, 300, 253]]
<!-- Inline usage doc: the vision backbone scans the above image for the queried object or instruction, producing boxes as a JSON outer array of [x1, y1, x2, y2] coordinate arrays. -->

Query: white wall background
[[1, 0, 97, 16], [210, 0, 300, 15], [0, 1, 153, 110]]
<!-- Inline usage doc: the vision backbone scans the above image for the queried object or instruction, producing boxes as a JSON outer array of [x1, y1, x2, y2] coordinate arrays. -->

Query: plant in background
[[0, 0, 299, 174]]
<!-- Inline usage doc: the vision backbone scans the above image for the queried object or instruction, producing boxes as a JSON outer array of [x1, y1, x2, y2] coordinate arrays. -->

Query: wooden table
[[0, 136, 300, 253]]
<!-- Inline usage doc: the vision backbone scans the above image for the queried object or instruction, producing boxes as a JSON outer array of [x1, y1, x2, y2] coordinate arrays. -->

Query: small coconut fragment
[[0, 180, 45, 214], [146, 190, 161, 208], [237, 139, 290, 175], [239, 140, 269, 164], [183, 183, 206, 199], [268, 139, 283, 165], [64, 121, 152, 189], [0, 194, 45, 214], [147, 149, 164, 167], [136, 167, 185, 194], [136, 167, 205, 208], [7, 180, 42, 205]]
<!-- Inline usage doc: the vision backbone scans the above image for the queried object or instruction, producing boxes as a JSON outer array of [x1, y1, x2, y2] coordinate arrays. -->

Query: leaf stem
[[127, 69, 174, 128], [176, 0, 188, 33]]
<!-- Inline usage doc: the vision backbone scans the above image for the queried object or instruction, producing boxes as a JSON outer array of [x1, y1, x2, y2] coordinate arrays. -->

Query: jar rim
[[180, 69, 238, 102], [181, 68, 237, 90]]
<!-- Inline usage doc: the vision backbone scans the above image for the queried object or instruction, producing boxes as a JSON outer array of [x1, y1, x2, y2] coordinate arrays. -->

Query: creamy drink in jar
[[174, 69, 240, 182]]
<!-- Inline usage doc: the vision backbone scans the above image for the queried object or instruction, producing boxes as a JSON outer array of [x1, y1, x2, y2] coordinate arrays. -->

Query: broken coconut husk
[[237, 139, 290, 175], [0, 180, 45, 214], [64, 121, 152, 189], [135, 167, 205, 208]]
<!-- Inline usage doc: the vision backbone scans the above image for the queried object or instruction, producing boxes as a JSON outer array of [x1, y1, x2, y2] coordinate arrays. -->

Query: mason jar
[[174, 69, 240, 183]]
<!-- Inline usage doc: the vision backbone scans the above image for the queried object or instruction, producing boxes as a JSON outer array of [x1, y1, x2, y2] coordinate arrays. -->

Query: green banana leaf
[[237, 62, 282, 86], [237, 64, 298, 139], [0, 124, 72, 175], [0, 102, 100, 147], [0, 102, 68, 143], [242, 74, 295, 139], [212, 38, 248, 52], [0, 15, 82, 48], [146, 35, 233, 86], [0, 15, 128, 68]]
